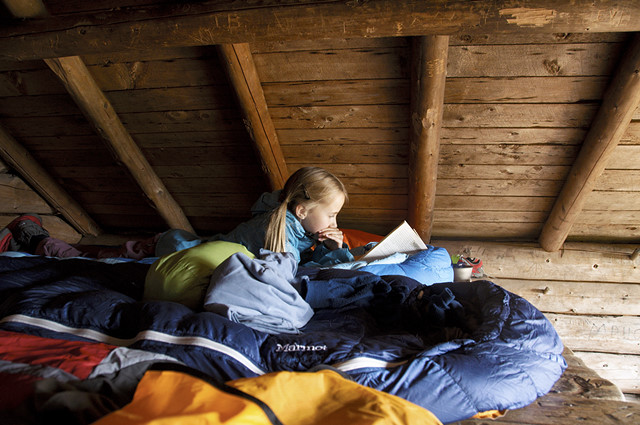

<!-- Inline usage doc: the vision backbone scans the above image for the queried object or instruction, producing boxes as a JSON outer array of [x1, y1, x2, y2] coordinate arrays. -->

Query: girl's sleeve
[[304, 245, 355, 267]]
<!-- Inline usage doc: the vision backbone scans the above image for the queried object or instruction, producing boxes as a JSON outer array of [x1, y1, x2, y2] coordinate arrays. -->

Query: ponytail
[[264, 167, 347, 253], [264, 197, 290, 253]]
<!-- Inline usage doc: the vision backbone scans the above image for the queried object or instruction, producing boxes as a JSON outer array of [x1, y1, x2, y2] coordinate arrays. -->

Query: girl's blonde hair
[[264, 167, 348, 253]]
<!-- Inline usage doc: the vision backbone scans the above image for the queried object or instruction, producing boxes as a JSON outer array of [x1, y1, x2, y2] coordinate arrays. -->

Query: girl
[[265, 166, 352, 264], [155, 166, 354, 265], [144, 167, 354, 309]]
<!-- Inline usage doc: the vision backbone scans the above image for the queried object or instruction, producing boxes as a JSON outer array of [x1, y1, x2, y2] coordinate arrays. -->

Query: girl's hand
[[316, 227, 343, 250]]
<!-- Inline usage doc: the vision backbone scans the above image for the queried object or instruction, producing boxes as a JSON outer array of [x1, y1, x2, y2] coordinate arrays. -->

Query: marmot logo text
[[276, 343, 327, 352]]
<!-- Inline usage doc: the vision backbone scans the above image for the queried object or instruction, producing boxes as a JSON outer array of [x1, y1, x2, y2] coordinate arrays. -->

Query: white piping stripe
[[332, 357, 408, 372], [1, 314, 406, 374], [0, 314, 266, 375]]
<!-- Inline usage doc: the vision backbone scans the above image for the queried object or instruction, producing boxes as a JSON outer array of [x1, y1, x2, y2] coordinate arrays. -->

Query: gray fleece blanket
[[203, 250, 313, 334]]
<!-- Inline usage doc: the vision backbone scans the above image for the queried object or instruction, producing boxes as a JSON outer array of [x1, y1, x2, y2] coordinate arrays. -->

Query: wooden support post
[[0, 125, 101, 236], [407, 35, 449, 242], [44, 56, 195, 234], [218, 43, 288, 190], [539, 34, 640, 252]]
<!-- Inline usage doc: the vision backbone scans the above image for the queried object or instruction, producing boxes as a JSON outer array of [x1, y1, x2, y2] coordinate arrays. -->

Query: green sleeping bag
[[144, 240, 254, 310]]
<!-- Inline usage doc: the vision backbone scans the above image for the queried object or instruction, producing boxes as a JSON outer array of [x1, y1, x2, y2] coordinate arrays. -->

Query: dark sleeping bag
[[0, 255, 566, 423]]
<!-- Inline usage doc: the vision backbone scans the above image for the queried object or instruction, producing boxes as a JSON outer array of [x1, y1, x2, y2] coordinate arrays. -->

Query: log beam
[[0, 124, 101, 236], [44, 56, 195, 234], [217, 43, 288, 190], [407, 36, 449, 242], [2, 1, 640, 61], [539, 34, 640, 252]]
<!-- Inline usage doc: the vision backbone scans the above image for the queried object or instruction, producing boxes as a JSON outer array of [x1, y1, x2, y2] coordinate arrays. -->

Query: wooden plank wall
[[0, 46, 270, 234], [441, 32, 632, 243], [0, 55, 163, 232], [78, 46, 270, 232], [436, 239, 640, 400], [251, 32, 638, 243], [253, 37, 412, 235], [2, 31, 638, 241]]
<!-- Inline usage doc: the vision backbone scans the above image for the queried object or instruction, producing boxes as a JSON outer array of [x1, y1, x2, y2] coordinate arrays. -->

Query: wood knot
[[543, 59, 561, 75], [573, 376, 595, 393]]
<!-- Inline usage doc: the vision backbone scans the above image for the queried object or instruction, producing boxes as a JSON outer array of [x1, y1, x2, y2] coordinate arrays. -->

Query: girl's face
[[296, 193, 345, 235]]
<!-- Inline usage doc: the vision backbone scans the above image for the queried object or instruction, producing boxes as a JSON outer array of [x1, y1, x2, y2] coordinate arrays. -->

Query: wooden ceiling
[[1, 0, 639, 251]]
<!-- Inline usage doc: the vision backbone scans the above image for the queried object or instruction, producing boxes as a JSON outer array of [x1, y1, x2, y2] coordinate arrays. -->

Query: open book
[[358, 221, 427, 262]]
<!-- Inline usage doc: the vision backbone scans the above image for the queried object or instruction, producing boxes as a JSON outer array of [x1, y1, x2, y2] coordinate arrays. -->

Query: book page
[[361, 221, 427, 262]]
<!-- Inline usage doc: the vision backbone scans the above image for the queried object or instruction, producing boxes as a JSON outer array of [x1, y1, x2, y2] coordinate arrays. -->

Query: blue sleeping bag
[[0, 255, 565, 424], [359, 245, 454, 284]]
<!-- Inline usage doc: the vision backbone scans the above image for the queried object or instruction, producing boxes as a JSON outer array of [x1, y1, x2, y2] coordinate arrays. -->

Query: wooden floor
[[454, 348, 640, 425]]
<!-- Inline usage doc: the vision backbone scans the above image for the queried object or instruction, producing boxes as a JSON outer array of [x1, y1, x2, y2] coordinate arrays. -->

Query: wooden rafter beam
[[0, 124, 101, 235], [539, 33, 640, 252], [2, 1, 640, 61], [407, 35, 449, 243], [217, 43, 288, 190], [44, 56, 195, 234]]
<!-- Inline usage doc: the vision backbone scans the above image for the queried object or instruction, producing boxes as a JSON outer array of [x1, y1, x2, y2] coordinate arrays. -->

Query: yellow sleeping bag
[[144, 241, 254, 310], [228, 369, 443, 425], [94, 366, 442, 425]]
